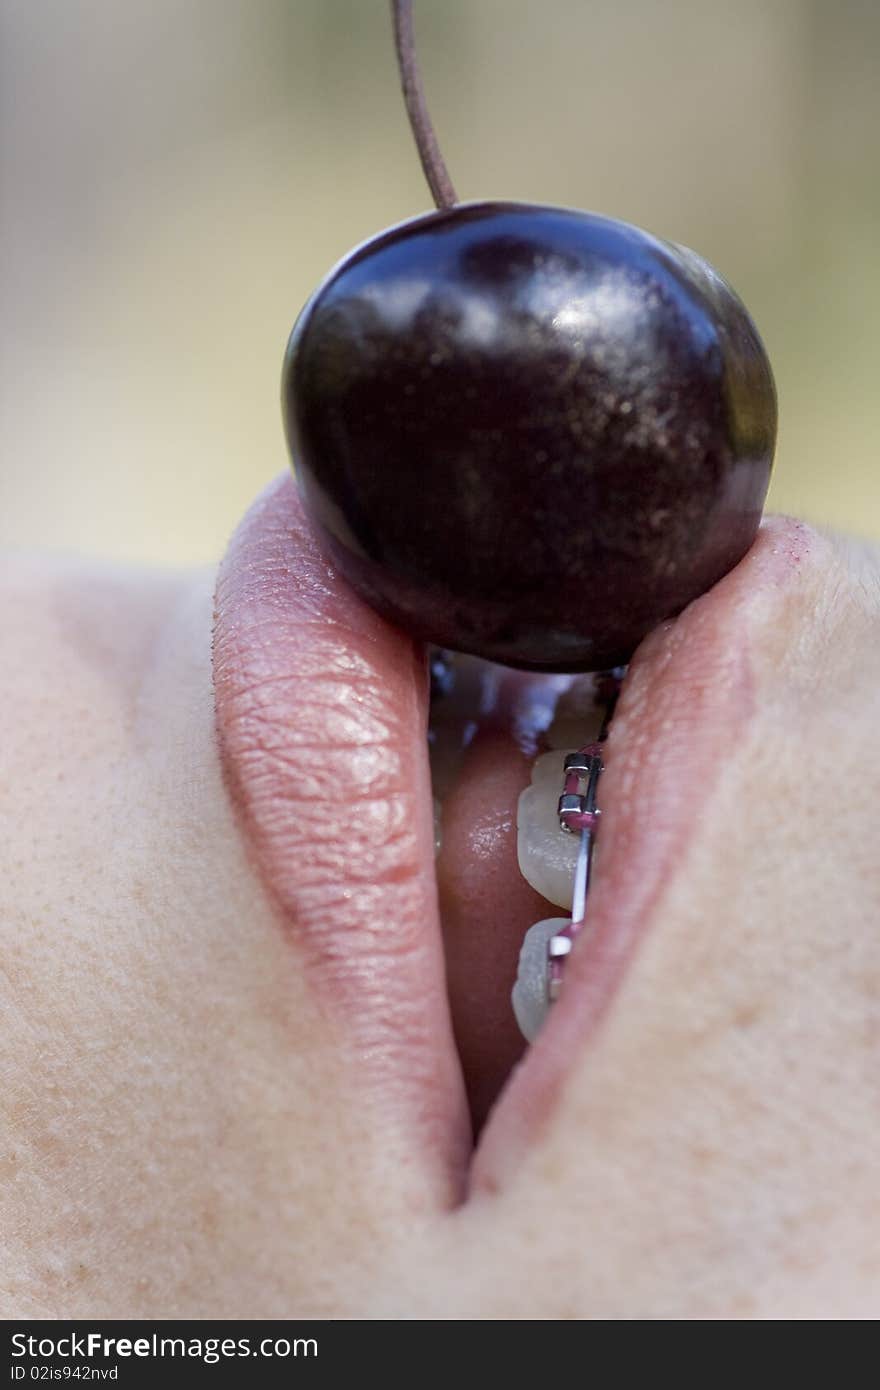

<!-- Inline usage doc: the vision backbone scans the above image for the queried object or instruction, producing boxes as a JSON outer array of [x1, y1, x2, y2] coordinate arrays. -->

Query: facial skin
[[1, 481, 878, 1320]]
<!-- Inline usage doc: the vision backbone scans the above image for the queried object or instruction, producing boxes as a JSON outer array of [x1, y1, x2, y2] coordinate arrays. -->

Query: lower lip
[[213, 473, 473, 1198]]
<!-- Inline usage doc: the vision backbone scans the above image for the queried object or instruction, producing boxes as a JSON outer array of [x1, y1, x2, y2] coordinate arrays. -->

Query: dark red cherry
[[282, 201, 776, 672]]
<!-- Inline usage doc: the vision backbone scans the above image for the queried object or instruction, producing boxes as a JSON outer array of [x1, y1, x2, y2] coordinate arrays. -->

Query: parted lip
[[212, 471, 807, 1195]]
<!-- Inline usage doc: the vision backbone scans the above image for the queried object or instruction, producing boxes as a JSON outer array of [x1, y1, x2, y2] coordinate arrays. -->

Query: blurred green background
[[2, 0, 878, 563]]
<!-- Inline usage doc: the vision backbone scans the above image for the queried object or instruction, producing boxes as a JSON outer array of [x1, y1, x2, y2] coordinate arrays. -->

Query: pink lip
[[213, 471, 812, 1195], [473, 513, 814, 1187], [213, 474, 471, 1205]]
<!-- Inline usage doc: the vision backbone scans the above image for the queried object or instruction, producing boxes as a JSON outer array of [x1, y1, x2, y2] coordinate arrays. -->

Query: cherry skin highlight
[[282, 202, 776, 672]]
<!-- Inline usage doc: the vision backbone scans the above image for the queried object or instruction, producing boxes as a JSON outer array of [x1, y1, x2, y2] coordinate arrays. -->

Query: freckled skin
[[1, 508, 880, 1317], [283, 202, 776, 670]]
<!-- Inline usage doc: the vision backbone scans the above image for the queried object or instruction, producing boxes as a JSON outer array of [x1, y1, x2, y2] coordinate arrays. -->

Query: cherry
[[280, 6, 776, 672], [282, 202, 775, 670]]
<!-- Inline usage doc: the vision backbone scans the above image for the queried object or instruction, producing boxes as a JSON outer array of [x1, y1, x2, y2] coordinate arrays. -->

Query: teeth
[[512, 917, 570, 1042], [517, 749, 585, 907], [544, 675, 606, 750]]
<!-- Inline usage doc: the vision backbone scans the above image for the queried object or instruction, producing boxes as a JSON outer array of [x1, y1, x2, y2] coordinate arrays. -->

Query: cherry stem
[[390, 0, 458, 210]]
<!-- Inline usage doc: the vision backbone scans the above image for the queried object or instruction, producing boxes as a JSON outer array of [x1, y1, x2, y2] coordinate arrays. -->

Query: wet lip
[[213, 471, 808, 1194]]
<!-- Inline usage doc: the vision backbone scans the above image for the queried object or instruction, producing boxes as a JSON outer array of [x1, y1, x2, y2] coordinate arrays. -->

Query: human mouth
[[212, 472, 811, 1192]]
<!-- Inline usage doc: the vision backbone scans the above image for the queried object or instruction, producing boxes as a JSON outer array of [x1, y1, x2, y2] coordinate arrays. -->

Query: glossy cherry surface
[[283, 202, 776, 671]]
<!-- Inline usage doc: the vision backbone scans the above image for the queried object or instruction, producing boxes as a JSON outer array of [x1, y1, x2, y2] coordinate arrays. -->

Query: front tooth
[[545, 675, 606, 750], [512, 917, 570, 1042], [517, 748, 583, 907]]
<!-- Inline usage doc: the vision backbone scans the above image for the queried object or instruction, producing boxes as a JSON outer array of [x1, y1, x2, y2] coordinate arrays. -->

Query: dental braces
[[426, 651, 625, 1035], [546, 668, 624, 1005]]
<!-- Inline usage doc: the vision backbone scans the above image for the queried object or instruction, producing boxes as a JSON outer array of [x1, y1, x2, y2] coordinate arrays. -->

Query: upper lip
[[212, 471, 804, 1196]]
